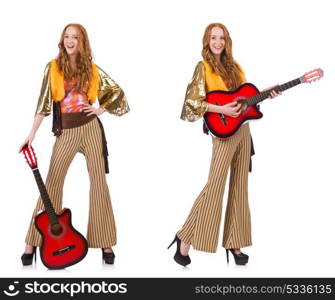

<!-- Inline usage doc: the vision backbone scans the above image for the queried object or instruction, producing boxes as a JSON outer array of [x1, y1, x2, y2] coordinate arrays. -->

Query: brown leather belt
[[61, 112, 96, 129]]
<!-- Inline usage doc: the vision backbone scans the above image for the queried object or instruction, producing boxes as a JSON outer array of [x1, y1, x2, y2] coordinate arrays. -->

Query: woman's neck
[[69, 54, 76, 71], [215, 54, 221, 64]]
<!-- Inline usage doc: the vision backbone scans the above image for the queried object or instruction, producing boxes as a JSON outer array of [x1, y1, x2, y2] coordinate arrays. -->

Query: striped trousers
[[177, 124, 252, 253], [25, 118, 117, 248]]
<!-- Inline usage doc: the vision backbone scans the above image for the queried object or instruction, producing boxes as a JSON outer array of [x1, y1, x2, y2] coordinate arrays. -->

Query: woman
[[19, 23, 129, 265], [168, 23, 280, 266]]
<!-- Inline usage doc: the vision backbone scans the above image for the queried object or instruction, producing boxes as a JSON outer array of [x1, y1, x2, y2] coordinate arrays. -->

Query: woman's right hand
[[19, 114, 45, 152], [19, 133, 35, 153], [219, 101, 241, 118]]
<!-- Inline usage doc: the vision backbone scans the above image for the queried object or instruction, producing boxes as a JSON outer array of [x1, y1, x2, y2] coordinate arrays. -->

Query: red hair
[[56, 23, 93, 92], [202, 23, 243, 90]]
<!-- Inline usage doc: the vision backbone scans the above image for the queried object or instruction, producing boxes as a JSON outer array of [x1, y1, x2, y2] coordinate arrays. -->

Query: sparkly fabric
[[35, 62, 129, 116], [97, 66, 129, 116], [180, 62, 208, 122], [180, 61, 246, 122], [35, 63, 52, 116]]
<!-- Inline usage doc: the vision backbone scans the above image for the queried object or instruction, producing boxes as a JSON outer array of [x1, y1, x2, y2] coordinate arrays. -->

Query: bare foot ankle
[[25, 245, 34, 254], [180, 241, 190, 256], [103, 248, 113, 253], [234, 248, 241, 255]]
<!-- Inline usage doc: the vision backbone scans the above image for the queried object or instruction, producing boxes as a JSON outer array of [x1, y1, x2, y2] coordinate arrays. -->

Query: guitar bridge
[[215, 102, 227, 126], [220, 113, 227, 125], [52, 244, 76, 256]]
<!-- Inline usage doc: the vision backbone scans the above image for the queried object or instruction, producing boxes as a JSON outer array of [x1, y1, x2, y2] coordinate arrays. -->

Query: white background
[[0, 0, 334, 278]]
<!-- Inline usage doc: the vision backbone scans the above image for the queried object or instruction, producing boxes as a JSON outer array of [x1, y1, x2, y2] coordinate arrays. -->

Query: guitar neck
[[32, 168, 59, 225], [247, 77, 301, 106]]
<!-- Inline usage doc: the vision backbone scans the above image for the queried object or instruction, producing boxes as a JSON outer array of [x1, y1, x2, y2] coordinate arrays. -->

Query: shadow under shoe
[[226, 248, 249, 265], [21, 246, 37, 266], [168, 235, 191, 267]]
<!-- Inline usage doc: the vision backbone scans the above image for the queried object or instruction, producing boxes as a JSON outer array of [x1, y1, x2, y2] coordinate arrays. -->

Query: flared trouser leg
[[177, 124, 252, 253], [82, 119, 116, 248], [25, 118, 116, 248], [25, 125, 81, 246], [222, 126, 252, 249]]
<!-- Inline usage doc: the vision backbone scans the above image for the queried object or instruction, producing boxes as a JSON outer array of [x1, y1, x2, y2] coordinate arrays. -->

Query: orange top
[[202, 60, 246, 92], [49, 59, 99, 103]]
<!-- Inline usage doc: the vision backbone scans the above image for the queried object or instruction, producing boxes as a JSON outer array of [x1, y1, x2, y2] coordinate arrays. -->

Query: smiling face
[[63, 26, 79, 56], [209, 26, 225, 57]]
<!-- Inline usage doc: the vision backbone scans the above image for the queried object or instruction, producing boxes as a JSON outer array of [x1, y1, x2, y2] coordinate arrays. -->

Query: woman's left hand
[[81, 105, 105, 116], [262, 85, 282, 99]]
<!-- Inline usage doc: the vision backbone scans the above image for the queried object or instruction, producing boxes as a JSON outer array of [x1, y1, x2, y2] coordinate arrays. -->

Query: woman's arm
[[19, 62, 53, 152], [206, 102, 242, 118], [95, 65, 129, 116], [81, 105, 106, 116], [181, 62, 208, 122], [19, 114, 45, 152], [181, 62, 244, 121]]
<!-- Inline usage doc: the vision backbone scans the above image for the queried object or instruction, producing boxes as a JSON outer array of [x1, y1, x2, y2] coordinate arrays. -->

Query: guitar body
[[35, 208, 88, 269], [204, 83, 263, 139]]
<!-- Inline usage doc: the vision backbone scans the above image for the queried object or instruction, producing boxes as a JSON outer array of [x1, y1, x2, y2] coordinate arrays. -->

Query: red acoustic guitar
[[22, 145, 88, 269], [204, 68, 323, 138]]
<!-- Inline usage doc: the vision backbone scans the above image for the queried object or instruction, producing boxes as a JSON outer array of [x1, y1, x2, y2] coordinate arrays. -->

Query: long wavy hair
[[202, 23, 243, 90], [56, 23, 93, 92]]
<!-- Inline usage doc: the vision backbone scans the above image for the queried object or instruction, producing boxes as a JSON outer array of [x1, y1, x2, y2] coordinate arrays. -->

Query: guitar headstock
[[300, 68, 324, 83], [22, 145, 38, 169]]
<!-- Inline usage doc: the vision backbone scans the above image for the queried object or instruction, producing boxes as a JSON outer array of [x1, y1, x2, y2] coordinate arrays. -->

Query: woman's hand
[[263, 85, 282, 99], [18, 114, 45, 153], [81, 105, 105, 116], [19, 133, 35, 153], [220, 101, 241, 118]]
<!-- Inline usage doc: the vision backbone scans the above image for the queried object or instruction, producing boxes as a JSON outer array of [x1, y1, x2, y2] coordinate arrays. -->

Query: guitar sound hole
[[241, 103, 248, 114], [48, 221, 66, 239], [51, 223, 63, 236]]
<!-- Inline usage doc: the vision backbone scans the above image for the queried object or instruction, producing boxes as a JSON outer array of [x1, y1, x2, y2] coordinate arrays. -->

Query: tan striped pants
[[25, 118, 116, 248], [177, 124, 252, 253]]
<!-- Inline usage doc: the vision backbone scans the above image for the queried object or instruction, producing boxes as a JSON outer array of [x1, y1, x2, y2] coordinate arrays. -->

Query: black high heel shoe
[[102, 249, 115, 264], [167, 235, 191, 266], [226, 249, 249, 265], [21, 246, 37, 266]]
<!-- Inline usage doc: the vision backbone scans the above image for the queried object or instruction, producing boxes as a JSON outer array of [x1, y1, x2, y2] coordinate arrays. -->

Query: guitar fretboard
[[247, 78, 301, 106], [32, 169, 59, 225]]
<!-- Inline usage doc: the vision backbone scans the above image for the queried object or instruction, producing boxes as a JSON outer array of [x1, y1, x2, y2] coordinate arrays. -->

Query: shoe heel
[[34, 247, 37, 264], [21, 246, 37, 266], [102, 249, 115, 265], [167, 236, 177, 249], [226, 248, 249, 265], [168, 234, 191, 267]]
